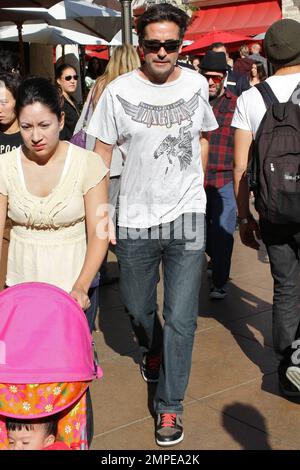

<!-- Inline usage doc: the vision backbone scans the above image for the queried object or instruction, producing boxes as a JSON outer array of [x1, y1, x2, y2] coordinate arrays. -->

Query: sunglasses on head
[[142, 39, 181, 53], [202, 74, 224, 84], [64, 75, 78, 81]]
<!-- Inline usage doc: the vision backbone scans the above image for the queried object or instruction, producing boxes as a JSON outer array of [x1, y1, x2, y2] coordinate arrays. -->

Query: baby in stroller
[[6, 416, 69, 450], [0, 282, 102, 450]]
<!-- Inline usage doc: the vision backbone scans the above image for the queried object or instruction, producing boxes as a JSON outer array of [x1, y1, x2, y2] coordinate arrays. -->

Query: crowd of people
[[0, 2, 300, 450]]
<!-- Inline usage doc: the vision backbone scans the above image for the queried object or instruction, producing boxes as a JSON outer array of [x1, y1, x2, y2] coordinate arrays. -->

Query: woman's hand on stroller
[[70, 285, 91, 310]]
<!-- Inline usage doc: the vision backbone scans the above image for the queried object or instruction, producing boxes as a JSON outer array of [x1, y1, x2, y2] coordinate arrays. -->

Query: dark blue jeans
[[205, 182, 237, 288], [116, 213, 205, 414], [85, 286, 99, 333], [261, 221, 300, 365]]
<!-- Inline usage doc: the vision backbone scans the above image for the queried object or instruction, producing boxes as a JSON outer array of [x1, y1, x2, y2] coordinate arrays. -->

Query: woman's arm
[[0, 194, 8, 262], [94, 139, 116, 245], [70, 178, 109, 309]]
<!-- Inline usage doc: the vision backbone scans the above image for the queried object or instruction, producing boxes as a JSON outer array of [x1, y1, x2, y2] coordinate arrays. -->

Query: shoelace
[[160, 413, 176, 428], [146, 354, 161, 371]]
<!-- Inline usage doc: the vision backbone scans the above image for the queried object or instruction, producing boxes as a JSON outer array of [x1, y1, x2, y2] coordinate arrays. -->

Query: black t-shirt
[[0, 131, 23, 155], [60, 98, 79, 142]]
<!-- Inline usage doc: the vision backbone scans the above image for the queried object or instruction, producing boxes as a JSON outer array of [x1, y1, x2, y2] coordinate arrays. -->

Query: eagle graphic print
[[117, 89, 202, 172]]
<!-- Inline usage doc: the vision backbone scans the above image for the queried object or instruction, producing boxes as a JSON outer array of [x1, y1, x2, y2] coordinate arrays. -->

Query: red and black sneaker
[[155, 413, 184, 447], [140, 352, 161, 383]]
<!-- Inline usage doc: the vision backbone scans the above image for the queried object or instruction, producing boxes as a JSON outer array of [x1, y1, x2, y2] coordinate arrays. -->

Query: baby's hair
[[6, 417, 58, 437]]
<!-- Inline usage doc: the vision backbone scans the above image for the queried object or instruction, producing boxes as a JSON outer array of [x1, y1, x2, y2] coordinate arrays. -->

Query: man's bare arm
[[200, 132, 209, 173], [233, 129, 253, 218], [233, 128, 260, 249]]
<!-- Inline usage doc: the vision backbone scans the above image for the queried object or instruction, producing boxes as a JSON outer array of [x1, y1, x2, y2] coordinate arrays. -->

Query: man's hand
[[239, 217, 261, 250]]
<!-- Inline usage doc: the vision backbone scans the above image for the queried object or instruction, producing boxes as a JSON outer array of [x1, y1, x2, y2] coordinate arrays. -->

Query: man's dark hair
[[6, 417, 58, 438], [0, 72, 22, 100], [0, 49, 20, 74], [137, 3, 190, 42], [209, 42, 226, 50]]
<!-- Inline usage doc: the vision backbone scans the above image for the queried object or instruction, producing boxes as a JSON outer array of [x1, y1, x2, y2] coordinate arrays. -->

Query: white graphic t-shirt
[[88, 68, 218, 228]]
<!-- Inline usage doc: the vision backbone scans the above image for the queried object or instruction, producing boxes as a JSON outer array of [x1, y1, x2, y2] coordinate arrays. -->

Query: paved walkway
[[90, 231, 300, 450]]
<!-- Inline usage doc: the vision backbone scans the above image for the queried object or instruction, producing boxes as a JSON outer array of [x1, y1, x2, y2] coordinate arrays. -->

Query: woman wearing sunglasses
[[55, 63, 80, 141]]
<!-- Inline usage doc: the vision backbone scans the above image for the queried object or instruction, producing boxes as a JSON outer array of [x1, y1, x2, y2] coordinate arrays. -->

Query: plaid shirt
[[204, 90, 237, 189]]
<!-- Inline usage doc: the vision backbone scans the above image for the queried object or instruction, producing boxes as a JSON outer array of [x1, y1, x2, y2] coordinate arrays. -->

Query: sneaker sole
[[279, 381, 300, 397], [156, 432, 184, 447], [209, 293, 226, 300], [286, 367, 300, 394]]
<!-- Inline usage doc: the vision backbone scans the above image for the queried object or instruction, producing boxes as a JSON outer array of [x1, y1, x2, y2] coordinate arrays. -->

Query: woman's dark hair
[[136, 3, 190, 42], [0, 50, 20, 74], [0, 72, 22, 100], [6, 417, 58, 438], [55, 63, 77, 81], [86, 57, 106, 80], [253, 61, 267, 81], [16, 77, 63, 119]]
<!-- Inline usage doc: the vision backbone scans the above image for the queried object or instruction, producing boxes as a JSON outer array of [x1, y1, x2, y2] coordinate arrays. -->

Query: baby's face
[[8, 424, 54, 450]]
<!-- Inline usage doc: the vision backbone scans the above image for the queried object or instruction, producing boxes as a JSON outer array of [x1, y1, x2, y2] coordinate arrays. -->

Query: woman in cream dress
[[0, 77, 109, 310]]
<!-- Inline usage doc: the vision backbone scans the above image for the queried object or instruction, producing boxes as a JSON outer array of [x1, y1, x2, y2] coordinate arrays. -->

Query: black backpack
[[249, 81, 300, 224]]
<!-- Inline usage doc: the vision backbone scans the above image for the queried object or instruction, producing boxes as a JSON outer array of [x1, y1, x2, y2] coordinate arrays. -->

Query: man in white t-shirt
[[232, 19, 300, 398], [88, 3, 217, 447]]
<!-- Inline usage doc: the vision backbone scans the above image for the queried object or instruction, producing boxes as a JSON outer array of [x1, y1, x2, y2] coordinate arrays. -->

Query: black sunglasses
[[142, 39, 181, 53], [64, 75, 78, 81]]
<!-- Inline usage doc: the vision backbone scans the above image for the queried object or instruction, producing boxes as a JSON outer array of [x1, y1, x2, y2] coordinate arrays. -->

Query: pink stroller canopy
[[0, 282, 101, 383]]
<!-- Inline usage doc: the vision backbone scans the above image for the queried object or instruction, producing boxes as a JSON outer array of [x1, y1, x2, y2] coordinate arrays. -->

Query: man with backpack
[[232, 18, 300, 397]]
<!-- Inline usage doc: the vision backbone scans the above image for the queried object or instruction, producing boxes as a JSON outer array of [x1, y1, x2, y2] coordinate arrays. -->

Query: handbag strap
[[82, 88, 95, 127]]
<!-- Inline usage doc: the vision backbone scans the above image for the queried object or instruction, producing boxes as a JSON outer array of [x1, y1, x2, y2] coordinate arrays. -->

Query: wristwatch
[[237, 216, 253, 225]]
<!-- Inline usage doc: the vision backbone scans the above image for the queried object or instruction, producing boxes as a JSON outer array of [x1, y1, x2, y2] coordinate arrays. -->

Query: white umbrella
[[3, 0, 120, 19], [3, 0, 122, 42], [109, 28, 138, 46], [49, 0, 120, 18], [0, 22, 109, 45], [0, 1, 57, 6]]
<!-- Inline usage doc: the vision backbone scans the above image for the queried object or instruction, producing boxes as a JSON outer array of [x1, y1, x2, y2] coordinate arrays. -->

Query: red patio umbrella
[[184, 1, 281, 39], [181, 30, 253, 55], [85, 45, 109, 61]]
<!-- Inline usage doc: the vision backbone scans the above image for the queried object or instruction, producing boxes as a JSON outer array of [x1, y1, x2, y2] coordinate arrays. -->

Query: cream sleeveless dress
[[0, 144, 108, 292]]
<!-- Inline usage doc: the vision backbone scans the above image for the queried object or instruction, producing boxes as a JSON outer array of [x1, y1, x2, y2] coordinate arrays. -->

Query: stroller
[[0, 282, 102, 450]]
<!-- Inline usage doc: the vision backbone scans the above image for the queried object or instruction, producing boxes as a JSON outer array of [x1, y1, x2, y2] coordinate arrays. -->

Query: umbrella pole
[[120, 0, 133, 44], [79, 45, 86, 101], [16, 22, 25, 76]]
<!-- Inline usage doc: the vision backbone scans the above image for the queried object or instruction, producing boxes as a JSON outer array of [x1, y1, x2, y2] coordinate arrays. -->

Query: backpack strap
[[288, 81, 300, 103], [255, 81, 279, 108]]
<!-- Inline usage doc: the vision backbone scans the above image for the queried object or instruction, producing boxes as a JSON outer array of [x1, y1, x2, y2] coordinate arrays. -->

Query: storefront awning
[[185, 0, 282, 39]]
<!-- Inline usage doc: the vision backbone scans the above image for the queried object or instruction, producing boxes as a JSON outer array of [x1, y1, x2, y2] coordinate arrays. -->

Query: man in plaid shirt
[[200, 51, 237, 299]]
